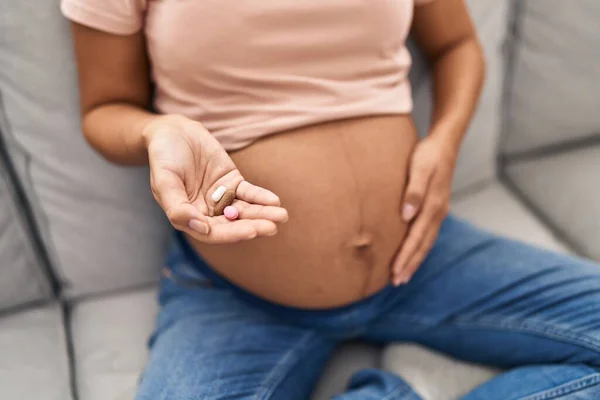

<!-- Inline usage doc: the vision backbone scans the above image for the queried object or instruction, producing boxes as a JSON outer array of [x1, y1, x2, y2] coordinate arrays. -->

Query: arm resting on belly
[[412, 0, 486, 151]]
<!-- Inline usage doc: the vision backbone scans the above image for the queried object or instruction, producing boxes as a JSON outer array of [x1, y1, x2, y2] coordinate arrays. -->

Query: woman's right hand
[[143, 115, 288, 244]]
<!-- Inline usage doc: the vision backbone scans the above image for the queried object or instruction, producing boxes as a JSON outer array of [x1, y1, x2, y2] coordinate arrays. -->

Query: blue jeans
[[135, 216, 600, 399]]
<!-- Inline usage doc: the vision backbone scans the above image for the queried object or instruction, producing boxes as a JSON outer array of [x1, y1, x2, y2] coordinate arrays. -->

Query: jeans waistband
[[172, 230, 398, 328]]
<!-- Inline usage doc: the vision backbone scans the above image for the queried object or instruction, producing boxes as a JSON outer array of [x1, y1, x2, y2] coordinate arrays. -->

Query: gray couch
[[0, 1, 598, 399]]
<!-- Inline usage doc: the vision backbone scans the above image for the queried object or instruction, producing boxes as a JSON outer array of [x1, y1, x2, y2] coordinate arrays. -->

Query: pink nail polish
[[402, 204, 417, 221]]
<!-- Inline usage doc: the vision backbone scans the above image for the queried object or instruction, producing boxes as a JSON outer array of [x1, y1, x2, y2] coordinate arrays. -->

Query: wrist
[[140, 114, 186, 149], [428, 124, 464, 158]]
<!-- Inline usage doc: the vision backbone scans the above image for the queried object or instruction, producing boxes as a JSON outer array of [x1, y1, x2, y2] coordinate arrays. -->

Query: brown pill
[[214, 189, 236, 216]]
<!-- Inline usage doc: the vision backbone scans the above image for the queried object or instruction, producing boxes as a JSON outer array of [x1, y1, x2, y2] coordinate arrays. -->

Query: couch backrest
[[410, 0, 511, 193], [0, 1, 170, 300], [500, 0, 600, 260], [501, 0, 600, 156]]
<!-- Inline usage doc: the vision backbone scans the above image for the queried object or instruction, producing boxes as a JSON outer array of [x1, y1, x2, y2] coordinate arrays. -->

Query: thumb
[[151, 170, 210, 235], [402, 162, 433, 222]]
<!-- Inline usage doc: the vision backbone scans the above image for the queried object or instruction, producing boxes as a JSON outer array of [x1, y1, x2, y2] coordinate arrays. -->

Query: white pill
[[211, 185, 227, 202]]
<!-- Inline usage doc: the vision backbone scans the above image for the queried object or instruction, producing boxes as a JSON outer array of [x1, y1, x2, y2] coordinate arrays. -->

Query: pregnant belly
[[189, 115, 419, 308]]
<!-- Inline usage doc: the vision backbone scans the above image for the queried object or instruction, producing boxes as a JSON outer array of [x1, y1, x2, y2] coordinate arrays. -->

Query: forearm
[[428, 36, 486, 152], [82, 103, 161, 165]]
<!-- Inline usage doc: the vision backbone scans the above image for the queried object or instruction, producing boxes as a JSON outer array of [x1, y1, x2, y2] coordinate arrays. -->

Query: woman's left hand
[[391, 134, 458, 285]]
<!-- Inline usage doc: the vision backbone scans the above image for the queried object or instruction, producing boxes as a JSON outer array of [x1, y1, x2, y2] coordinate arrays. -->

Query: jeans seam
[[381, 313, 600, 355], [255, 331, 319, 400], [451, 316, 600, 354], [519, 373, 600, 400], [381, 384, 413, 400]]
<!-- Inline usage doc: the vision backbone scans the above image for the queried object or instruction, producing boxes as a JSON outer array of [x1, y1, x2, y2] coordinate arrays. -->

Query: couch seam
[[496, 0, 527, 168], [62, 302, 79, 400], [0, 90, 61, 298], [503, 134, 600, 164]]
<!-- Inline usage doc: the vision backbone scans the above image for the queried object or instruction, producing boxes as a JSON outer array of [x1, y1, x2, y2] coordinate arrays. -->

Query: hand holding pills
[[144, 114, 288, 244]]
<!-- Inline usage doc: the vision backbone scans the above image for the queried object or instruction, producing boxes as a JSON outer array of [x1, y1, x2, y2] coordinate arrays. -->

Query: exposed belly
[[189, 115, 418, 308]]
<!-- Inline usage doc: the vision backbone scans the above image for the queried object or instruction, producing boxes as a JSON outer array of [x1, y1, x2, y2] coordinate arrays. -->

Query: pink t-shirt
[[62, 0, 435, 150]]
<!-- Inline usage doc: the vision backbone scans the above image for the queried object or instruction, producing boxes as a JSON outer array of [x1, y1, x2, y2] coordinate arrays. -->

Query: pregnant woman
[[63, 0, 600, 399]]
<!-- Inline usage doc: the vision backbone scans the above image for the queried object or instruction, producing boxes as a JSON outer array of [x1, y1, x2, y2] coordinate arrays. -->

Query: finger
[[233, 201, 289, 223], [391, 229, 423, 285], [396, 221, 441, 284], [191, 219, 278, 244], [392, 202, 438, 283], [402, 163, 434, 222], [152, 169, 210, 234], [236, 180, 281, 206]]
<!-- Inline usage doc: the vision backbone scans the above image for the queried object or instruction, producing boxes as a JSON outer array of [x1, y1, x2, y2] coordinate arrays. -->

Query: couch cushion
[[384, 344, 500, 400], [410, 0, 510, 192], [0, 1, 170, 298], [452, 181, 570, 253], [70, 287, 381, 400], [71, 289, 157, 400], [0, 304, 72, 400], [383, 181, 570, 400], [501, 0, 600, 155], [0, 107, 54, 311], [505, 145, 600, 261]]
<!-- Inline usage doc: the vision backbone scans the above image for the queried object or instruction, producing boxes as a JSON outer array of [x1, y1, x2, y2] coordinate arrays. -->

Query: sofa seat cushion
[[71, 289, 158, 400], [0, 304, 72, 400], [505, 145, 600, 261], [452, 182, 570, 253]]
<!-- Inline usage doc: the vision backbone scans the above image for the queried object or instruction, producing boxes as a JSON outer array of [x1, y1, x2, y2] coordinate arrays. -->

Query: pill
[[211, 185, 227, 202], [223, 206, 239, 220], [214, 190, 236, 216]]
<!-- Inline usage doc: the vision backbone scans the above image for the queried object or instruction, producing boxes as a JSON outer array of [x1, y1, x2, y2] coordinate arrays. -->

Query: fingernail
[[402, 276, 411, 284], [267, 229, 278, 237], [188, 219, 209, 235], [402, 204, 417, 221]]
